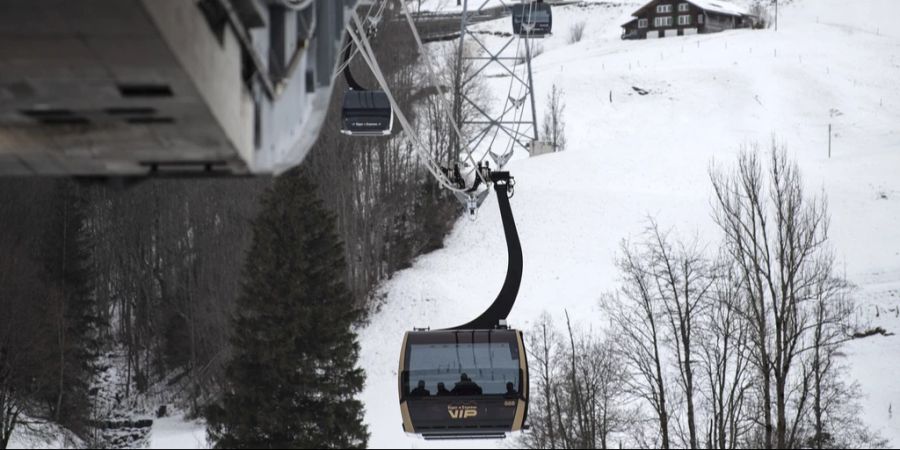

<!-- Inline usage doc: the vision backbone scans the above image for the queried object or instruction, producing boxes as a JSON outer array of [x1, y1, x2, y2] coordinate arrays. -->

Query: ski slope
[[359, 0, 900, 447]]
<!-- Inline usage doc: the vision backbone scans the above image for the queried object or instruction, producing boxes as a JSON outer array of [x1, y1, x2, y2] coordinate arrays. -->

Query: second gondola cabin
[[511, 2, 553, 37], [398, 328, 529, 439], [341, 90, 394, 137]]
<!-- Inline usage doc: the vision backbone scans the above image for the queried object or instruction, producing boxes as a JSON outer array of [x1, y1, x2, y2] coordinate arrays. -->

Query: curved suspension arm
[[341, 34, 366, 91], [279, 0, 314, 11], [450, 172, 522, 330]]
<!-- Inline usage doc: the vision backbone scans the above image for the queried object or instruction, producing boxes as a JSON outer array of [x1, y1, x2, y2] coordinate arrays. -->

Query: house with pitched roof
[[621, 0, 756, 39]]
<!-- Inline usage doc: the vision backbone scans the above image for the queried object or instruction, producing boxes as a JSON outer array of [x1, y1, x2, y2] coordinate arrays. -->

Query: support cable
[[347, 15, 469, 193], [332, 0, 389, 78], [397, 0, 489, 189]]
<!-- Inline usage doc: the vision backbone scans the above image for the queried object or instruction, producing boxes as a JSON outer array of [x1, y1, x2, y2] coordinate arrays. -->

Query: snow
[[685, 0, 748, 17], [6, 352, 209, 449], [845, 282, 900, 446], [359, 0, 900, 448], [148, 415, 208, 449], [7, 417, 84, 450], [628, 0, 749, 17]]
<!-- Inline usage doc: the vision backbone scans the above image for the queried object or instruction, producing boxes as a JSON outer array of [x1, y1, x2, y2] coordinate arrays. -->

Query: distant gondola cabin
[[621, 0, 756, 40]]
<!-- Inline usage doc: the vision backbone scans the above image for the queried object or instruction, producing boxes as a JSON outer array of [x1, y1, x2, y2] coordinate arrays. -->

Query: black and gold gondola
[[398, 171, 529, 440]]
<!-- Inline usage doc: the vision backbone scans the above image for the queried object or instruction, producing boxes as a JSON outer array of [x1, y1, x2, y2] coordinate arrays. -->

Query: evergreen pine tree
[[35, 180, 99, 434], [206, 174, 368, 449]]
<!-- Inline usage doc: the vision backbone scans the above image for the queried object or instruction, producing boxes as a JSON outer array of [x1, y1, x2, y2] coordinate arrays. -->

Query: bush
[[568, 21, 587, 44], [516, 43, 544, 65], [749, 1, 772, 29]]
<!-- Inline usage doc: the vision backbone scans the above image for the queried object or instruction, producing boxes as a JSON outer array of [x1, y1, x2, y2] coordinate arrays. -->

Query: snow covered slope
[[359, 0, 900, 447]]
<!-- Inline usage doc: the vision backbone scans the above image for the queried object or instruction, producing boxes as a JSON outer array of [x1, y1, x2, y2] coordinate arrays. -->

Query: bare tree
[[521, 312, 563, 449], [700, 259, 754, 449], [597, 144, 879, 449], [308, 12, 479, 308], [710, 144, 835, 449], [802, 272, 871, 449], [748, 1, 773, 29], [643, 223, 713, 449], [0, 249, 35, 450], [521, 311, 630, 450], [542, 84, 567, 152], [0, 181, 67, 448], [577, 329, 630, 449], [613, 242, 672, 449], [447, 42, 491, 165]]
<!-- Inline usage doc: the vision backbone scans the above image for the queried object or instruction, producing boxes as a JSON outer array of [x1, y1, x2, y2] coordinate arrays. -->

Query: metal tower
[[457, 0, 540, 169]]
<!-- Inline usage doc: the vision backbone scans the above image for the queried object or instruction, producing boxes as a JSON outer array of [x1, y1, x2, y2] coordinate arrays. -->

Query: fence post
[[828, 124, 832, 158]]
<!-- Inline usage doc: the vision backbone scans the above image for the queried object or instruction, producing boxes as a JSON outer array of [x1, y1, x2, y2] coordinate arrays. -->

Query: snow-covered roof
[[630, 0, 750, 18], [685, 0, 749, 17]]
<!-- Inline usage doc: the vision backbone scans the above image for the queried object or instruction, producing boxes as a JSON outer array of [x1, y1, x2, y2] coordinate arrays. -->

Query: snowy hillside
[[11, 1, 894, 448], [359, 0, 900, 448]]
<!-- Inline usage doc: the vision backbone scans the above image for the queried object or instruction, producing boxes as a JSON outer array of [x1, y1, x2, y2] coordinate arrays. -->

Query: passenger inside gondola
[[404, 333, 521, 398], [451, 373, 483, 396], [505, 381, 517, 398], [436, 382, 451, 396], [410, 380, 431, 397]]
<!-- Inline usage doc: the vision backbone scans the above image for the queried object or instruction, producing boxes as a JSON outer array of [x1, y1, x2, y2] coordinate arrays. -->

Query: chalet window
[[654, 16, 673, 27], [678, 3, 689, 12], [638, 18, 648, 28], [678, 15, 691, 25], [698, 14, 704, 24], [656, 4, 673, 13]]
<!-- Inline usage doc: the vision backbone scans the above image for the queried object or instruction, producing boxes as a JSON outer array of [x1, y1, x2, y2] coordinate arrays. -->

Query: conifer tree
[[35, 180, 98, 434], [207, 174, 368, 449]]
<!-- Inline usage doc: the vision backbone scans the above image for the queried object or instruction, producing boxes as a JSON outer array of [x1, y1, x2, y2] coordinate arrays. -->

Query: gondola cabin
[[511, 2, 553, 37], [341, 90, 394, 137], [398, 329, 529, 439]]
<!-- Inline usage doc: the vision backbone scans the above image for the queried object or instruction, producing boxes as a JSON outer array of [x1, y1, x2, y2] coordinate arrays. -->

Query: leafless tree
[[700, 259, 754, 449], [613, 242, 672, 449], [613, 223, 714, 449], [596, 144, 879, 449], [307, 10, 468, 307], [710, 144, 836, 449], [542, 84, 567, 152], [0, 246, 36, 450], [0, 180, 77, 448], [521, 312, 563, 449], [572, 325, 631, 449], [748, 1, 773, 29], [520, 311, 630, 450], [644, 223, 713, 449], [446, 42, 491, 165]]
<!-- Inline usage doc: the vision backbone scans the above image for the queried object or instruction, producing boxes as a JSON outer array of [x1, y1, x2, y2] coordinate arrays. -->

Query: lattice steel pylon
[[457, 0, 540, 170]]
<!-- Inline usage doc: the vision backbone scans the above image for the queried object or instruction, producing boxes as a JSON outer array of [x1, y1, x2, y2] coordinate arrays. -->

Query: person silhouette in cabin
[[505, 381, 518, 398], [451, 373, 483, 396], [410, 380, 430, 397]]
